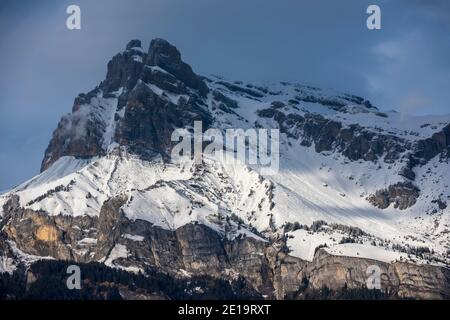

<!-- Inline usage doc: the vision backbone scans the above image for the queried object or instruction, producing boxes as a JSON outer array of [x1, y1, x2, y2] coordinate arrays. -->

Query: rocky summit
[[1, 38, 449, 300]]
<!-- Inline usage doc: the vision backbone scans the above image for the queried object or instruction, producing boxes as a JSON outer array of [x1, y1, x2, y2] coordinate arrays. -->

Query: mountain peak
[[126, 39, 142, 51], [146, 38, 209, 96], [40, 38, 211, 171], [147, 38, 181, 64], [101, 38, 208, 96]]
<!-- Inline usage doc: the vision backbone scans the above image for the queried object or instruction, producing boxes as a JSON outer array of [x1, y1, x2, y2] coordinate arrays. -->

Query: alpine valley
[[1, 39, 449, 300]]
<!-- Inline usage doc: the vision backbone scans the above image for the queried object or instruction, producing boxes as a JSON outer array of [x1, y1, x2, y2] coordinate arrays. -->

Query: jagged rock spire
[[41, 38, 210, 172], [146, 38, 209, 96], [126, 39, 142, 50]]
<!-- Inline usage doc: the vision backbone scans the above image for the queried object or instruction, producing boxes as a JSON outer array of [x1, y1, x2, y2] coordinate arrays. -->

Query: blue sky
[[0, 0, 449, 190]]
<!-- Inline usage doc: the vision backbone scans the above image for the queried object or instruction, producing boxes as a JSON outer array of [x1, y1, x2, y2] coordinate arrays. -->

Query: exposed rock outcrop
[[414, 123, 450, 162], [114, 81, 211, 160], [146, 38, 209, 96], [367, 181, 420, 210], [257, 109, 407, 162]]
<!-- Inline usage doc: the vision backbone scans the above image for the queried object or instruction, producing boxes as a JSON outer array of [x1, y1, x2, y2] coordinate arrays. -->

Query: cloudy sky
[[0, 0, 449, 190]]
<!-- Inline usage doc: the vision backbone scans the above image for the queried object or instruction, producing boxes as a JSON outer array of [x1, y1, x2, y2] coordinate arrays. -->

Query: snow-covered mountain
[[1, 39, 449, 299]]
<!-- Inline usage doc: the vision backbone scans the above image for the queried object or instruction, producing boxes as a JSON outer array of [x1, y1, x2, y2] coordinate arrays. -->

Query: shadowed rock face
[[146, 38, 209, 96], [40, 100, 107, 172], [368, 181, 420, 210], [114, 81, 212, 160], [257, 108, 408, 163], [1, 195, 449, 300], [102, 40, 146, 93], [415, 123, 450, 161]]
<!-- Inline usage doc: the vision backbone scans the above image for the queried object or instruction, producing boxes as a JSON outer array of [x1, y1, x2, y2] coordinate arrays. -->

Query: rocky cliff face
[[2, 38, 450, 299], [368, 182, 420, 210], [257, 108, 408, 162], [1, 193, 449, 299]]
